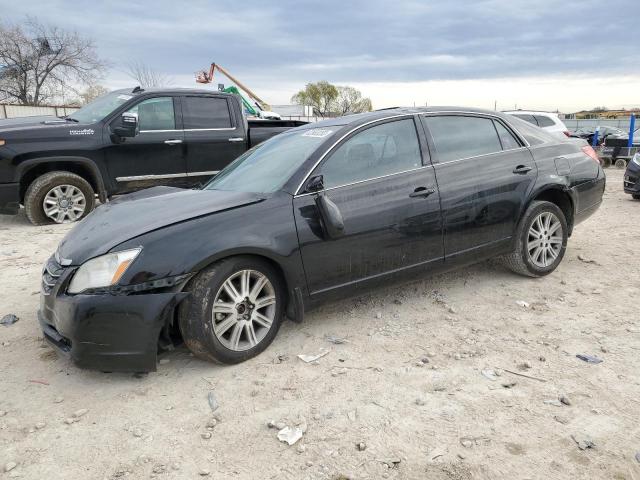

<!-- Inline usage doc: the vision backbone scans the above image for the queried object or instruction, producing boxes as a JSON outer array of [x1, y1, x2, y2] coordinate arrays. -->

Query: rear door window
[[423, 115, 503, 163], [493, 121, 521, 150], [183, 96, 233, 129], [533, 115, 555, 127]]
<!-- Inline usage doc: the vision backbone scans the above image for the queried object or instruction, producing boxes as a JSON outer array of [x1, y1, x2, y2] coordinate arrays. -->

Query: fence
[[280, 115, 326, 123], [564, 118, 633, 131], [0, 104, 80, 119]]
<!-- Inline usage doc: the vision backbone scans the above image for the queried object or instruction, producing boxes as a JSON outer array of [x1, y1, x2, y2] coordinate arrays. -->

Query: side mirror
[[305, 175, 324, 193], [314, 194, 344, 239], [112, 113, 138, 138]]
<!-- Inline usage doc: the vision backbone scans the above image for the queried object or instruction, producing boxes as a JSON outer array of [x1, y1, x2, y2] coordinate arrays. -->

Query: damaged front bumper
[[38, 258, 189, 372]]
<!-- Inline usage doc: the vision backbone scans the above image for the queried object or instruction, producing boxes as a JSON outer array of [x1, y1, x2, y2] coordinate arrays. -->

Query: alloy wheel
[[43, 185, 87, 223], [526, 211, 563, 268], [211, 269, 276, 351]]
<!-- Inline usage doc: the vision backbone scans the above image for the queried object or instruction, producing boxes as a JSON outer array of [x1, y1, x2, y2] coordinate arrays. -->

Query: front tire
[[632, 194, 640, 200], [499, 201, 568, 277], [24, 171, 95, 225], [178, 256, 285, 364]]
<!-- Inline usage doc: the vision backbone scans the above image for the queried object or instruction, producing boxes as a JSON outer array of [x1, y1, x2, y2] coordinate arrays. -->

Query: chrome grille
[[42, 255, 66, 295]]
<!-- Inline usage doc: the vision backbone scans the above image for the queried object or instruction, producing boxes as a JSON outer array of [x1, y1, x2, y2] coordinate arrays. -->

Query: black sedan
[[39, 107, 606, 371], [623, 153, 640, 199]]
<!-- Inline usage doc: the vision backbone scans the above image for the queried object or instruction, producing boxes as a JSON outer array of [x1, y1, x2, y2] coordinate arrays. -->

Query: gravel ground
[[0, 168, 639, 480]]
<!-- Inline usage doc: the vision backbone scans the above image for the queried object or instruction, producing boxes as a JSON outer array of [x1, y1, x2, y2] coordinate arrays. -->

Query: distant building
[[271, 104, 314, 117]]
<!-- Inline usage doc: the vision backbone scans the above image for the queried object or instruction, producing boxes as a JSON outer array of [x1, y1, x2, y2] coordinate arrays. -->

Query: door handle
[[513, 165, 532, 174], [164, 139, 183, 145], [409, 186, 436, 198], [228, 137, 245, 142]]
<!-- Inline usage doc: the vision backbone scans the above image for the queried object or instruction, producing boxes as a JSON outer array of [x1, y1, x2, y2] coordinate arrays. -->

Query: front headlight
[[632, 153, 640, 166], [68, 248, 141, 294]]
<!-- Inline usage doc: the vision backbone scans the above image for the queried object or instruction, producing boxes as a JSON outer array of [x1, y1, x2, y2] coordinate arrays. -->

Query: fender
[[15, 156, 108, 202], [166, 245, 308, 323], [514, 181, 576, 246], [191, 245, 309, 298], [526, 181, 575, 218]]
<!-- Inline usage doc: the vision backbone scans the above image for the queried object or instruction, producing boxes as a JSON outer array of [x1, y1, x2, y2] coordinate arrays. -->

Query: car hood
[[0, 115, 102, 140], [57, 186, 264, 264], [0, 115, 75, 130]]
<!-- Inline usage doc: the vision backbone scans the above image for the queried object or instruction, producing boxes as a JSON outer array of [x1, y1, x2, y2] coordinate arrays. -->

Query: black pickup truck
[[0, 87, 305, 224]]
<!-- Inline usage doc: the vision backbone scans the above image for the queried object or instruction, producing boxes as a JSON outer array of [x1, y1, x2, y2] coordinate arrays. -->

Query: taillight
[[581, 145, 600, 164], [563, 131, 571, 137]]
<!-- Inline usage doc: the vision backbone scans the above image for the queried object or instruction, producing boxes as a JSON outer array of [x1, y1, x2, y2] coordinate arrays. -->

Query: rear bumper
[[39, 270, 187, 372], [0, 183, 20, 215], [572, 169, 606, 227]]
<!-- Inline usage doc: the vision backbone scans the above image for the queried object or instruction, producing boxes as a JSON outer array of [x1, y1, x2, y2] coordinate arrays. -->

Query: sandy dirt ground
[[0, 168, 639, 480]]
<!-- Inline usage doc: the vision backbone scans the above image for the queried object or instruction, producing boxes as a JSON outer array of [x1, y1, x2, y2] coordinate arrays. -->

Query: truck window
[[183, 97, 232, 129], [125, 97, 175, 131]]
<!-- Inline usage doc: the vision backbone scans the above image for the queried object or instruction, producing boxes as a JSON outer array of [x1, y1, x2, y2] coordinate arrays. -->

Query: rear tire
[[178, 256, 285, 364], [499, 201, 568, 277], [632, 194, 640, 200], [600, 157, 611, 168], [24, 171, 95, 225]]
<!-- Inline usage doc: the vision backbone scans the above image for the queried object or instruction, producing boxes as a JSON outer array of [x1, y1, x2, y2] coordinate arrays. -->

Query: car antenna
[[132, 86, 144, 93]]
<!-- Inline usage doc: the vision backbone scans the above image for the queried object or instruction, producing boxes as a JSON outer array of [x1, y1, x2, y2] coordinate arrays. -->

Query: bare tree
[[335, 86, 373, 115], [125, 60, 173, 88], [0, 17, 106, 105], [78, 84, 109, 105]]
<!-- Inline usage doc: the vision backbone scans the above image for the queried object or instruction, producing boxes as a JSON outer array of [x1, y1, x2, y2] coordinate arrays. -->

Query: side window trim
[[310, 116, 427, 191]]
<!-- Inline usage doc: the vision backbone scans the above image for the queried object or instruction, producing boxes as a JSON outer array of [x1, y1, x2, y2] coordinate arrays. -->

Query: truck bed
[[248, 119, 307, 147]]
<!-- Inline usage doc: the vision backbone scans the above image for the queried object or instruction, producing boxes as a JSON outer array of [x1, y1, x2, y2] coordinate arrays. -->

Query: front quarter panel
[[113, 192, 307, 297]]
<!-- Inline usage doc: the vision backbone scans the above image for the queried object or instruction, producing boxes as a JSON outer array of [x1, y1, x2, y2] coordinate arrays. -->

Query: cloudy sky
[[3, 0, 639, 112]]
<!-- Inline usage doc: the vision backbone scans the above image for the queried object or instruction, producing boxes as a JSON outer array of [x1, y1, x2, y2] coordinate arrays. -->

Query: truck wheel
[[178, 256, 285, 364], [498, 201, 568, 278], [615, 158, 627, 169], [24, 171, 95, 225], [600, 157, 611, 168], [632, 194, 640, 200]]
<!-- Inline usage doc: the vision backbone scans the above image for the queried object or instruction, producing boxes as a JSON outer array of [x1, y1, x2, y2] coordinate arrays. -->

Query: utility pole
[[494, 100, 497, 111]]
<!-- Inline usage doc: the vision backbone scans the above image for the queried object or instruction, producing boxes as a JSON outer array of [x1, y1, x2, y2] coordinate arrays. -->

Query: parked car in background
[[601, 127, 640, 168], [623, 152, 640, 199], [570, 126, 625, 146], [503, 110, 570, 138], [0, 87, 305, 225], [38, 107, 605, 372]]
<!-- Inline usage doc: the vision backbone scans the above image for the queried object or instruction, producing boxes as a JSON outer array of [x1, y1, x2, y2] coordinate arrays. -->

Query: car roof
[[114, 87, 234, 97], [299, 106, 512, 130], [503, 110, 560, 117]]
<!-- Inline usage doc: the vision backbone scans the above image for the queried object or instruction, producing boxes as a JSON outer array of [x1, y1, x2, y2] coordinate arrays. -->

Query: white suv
[[503, 111, 570, 139]]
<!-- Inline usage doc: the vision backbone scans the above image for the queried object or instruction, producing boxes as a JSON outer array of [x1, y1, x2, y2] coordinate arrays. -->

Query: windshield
[[69, 91, 135, 123], [204, 127, 337, 194]]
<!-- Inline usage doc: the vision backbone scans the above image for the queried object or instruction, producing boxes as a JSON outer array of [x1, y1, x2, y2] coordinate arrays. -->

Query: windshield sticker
[[302, 128, 333, 138], [69, 128, 95, 136], [117, 94, 133, 101]]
